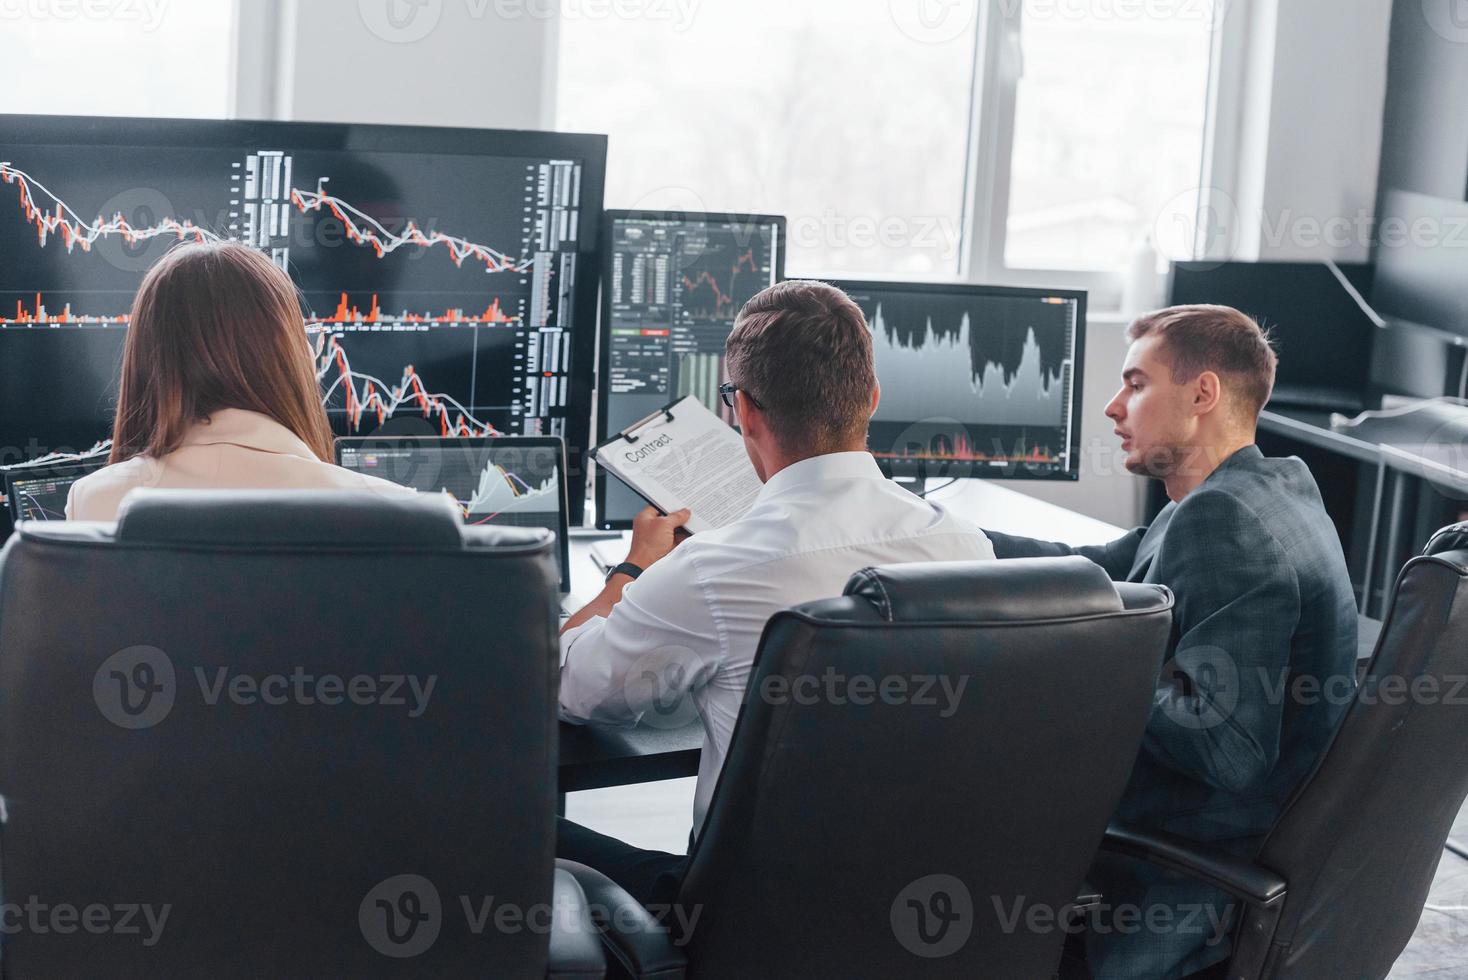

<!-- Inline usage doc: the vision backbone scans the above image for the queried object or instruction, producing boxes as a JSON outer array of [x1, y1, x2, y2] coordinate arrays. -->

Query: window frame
[[233, 0, 1234, 310], [962, 0, 1234, 309]]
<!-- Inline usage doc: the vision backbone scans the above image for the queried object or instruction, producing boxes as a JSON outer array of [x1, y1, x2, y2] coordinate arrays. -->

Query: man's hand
[[626, 506, 692, 570], [561, 507, 693, 635]]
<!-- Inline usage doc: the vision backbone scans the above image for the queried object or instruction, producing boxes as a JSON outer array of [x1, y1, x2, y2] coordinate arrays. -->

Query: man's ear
[[736, 390, 764, 438], [1193, 370, 1223, 416], [870, 380, 881, 417]]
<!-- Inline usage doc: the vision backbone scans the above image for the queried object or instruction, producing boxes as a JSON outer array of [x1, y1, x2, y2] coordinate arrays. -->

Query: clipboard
[[589, 399, 682, 516], [589, 395, 762, 533]]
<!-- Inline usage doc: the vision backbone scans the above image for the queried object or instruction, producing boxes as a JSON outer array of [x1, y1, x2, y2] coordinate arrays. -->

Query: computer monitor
[[1373, 189, 1468, 340], [3, 456, 109, 524], [828, 280, 1086, 481], [0, 114, 606, 519], [594, 209, 785, 528], [334, 435, 571, 593], [1169, 260, 1377, 413]]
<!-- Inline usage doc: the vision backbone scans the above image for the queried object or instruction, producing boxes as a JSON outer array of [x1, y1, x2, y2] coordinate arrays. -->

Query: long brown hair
[[110, 241, 335, 464]]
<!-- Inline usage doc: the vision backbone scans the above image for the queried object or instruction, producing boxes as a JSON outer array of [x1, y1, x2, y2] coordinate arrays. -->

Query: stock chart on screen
[[595, 210, 785, 527], [0, 116, 605, 514], [832, 281, 1086, 481], [335, 436, 569, 590]]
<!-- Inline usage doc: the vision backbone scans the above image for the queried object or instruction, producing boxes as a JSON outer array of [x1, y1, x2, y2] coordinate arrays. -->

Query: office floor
[[572, 785, 1468, 975], [1389, 802, 1468, 978]]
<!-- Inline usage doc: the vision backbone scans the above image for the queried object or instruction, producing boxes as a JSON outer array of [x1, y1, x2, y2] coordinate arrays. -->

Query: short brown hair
[[725, 280, 876, 456], [1126, 304, 1278, 419], [111, 241, 335, 464]]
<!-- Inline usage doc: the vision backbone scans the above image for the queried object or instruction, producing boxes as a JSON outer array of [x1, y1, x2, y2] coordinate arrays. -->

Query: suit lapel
[[1128, 447, 1262, 583]]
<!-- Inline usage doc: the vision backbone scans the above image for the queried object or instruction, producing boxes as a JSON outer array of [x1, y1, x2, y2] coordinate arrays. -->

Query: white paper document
[[592, 396, 763, 533]]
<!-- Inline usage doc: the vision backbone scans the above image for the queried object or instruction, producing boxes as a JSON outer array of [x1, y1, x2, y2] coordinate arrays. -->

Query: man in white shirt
[[557, 280, 994, 910]]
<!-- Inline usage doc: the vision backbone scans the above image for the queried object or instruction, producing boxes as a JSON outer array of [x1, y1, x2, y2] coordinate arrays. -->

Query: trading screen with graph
[[0, 115, 605, 515], [834, 281, 1086, 481], [596, 210, 785, 527], [335, 436, 569, 590]]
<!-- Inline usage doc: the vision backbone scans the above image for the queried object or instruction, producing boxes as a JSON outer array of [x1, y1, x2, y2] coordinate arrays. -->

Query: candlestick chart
[[0, 122, 599, 491]]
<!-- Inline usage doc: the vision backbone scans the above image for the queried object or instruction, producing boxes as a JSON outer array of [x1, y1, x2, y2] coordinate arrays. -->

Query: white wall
[[1220, 0, 1392, 262], [1377, 0, 1468, 202], [236, 0, 557, 128]]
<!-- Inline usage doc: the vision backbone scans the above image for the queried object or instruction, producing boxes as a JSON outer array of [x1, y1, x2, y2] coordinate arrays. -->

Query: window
[[2, 0, 236, 118], [555, 0, 980, 278], [1001, 1, 1214, 272], [557, 0, 1214, 296]]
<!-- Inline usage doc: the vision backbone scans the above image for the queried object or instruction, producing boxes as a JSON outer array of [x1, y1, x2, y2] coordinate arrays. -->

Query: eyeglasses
[[718, 381, 763, 410]]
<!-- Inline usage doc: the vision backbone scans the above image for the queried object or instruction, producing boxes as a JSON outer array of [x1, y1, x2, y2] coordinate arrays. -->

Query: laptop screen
[[335, 436, 571, 593], [4, 459, 108, 525]]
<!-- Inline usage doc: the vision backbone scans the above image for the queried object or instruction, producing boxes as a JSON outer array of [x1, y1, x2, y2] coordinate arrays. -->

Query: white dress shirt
[[66, 408, 409, 521], [559, 451, 995, 835]]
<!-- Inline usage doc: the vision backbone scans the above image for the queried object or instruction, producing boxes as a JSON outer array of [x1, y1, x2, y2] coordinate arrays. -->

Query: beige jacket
[[66, 409, 408, 521]]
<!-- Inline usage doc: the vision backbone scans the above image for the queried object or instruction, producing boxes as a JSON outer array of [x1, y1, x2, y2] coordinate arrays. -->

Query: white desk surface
[[567, 478, 1125, 607]]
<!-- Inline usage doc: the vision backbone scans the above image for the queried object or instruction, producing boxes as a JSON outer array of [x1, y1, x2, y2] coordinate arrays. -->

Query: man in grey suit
[[984, 305, 1357, 978]]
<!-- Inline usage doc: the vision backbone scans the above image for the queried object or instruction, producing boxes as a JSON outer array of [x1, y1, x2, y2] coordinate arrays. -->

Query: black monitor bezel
[[0, 113, 607, 521], [333, 434, 572, 593], [825, 278, 1088, 483], [3, 457, 109, 523], [593, 208, 787, 529]]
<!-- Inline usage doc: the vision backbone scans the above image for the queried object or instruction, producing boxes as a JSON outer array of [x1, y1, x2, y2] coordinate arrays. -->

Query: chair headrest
[[844, 555, 1124, 623], [1424, 522, 1468, 560], [115, 489, 466, 549]]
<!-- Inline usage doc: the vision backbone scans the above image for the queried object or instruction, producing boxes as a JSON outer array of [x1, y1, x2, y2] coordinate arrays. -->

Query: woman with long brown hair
[[67, 240, 405, 520]]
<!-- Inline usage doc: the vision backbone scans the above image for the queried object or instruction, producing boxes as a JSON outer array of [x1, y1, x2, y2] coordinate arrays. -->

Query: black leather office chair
[[1100, 521, 1468, 980], [0, 489, 603, 978], [565, 556, 1174, 979]]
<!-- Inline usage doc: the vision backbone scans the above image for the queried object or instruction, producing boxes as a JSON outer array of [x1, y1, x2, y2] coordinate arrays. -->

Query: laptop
[[334, 435, 574, 603], [3, 457, 109, 526]]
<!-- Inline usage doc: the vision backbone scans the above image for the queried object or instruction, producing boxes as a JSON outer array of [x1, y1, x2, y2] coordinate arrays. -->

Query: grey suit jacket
[[986, 445, 1358, 977]]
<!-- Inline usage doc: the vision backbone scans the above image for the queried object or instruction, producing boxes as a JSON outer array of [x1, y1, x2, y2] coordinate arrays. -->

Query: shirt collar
[[179, 408, 317, 460], [756, 451, 887, 501]]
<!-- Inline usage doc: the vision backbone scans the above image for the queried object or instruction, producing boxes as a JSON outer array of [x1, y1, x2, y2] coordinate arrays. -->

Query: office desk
[[1259, 404, 1468, 617], [556, 478, 1126, 792]]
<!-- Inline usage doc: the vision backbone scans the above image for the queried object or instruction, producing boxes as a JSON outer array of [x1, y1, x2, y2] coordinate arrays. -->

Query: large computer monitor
[[1169, 260, 1377, 413], [1373, 189, 1468, 340], [829, 280, 1086, 481], [594, 209, 785, 527], [0, 114, 606, 518]]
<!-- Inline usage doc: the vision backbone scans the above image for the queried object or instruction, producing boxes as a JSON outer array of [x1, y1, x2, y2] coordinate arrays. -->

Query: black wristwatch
[[606, 561, 644, 583]]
